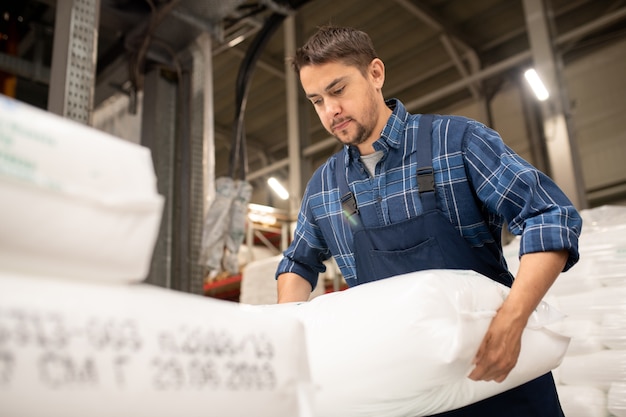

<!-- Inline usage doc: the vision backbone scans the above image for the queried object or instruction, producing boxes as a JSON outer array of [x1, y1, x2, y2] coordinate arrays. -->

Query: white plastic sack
[[502, 236, 521, 275], [558, 350, 626, 390], [239, 255, 285, 305], [240, 256, 327, 305], [0, 95, 163, 282], [546, 259, 602, 296], [575, 223, 626, 288], [600, 313, 626, 350], [551, 287, 626, 322], [505, 237, 603, 297], [547, 319, 603, 355], [579, 205, 626, 229], [0, 272, 312, 417], [555, 385, 608, 417], [263, 269, 569, 417], [608, 382, 626, 417]]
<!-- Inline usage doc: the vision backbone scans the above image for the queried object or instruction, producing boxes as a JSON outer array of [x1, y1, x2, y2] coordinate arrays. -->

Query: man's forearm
[[277, 272, 313, 303], [502, 249, 569, 322]]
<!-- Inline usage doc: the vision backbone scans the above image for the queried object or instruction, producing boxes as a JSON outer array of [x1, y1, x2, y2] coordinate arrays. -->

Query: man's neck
[[357, 104, 393, 156]]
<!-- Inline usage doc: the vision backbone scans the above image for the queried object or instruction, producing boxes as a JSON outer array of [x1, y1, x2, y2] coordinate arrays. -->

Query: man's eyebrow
[[305, 76, 346, 99]]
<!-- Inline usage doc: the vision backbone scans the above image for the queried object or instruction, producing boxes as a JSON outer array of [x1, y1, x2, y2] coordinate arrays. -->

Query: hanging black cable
[[229, 12, 286, 180], [229, 0, 313, 180]]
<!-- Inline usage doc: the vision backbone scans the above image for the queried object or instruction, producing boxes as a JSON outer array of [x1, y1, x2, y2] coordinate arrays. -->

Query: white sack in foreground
[[261, 269, 569, 417], [0, 95, 163, 282], [0, 272, 313, 417]]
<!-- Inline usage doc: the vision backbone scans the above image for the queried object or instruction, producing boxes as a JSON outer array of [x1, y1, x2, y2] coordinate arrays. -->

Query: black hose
[[230, 12, 286, 179], [229, 0, 315, 180]]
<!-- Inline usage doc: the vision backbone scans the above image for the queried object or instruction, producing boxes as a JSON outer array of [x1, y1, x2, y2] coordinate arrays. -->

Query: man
[[275, 25, 582, 416]]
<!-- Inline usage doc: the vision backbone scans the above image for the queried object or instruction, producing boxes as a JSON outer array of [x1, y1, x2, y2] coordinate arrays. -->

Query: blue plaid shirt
[[277, 99, 582, 289]]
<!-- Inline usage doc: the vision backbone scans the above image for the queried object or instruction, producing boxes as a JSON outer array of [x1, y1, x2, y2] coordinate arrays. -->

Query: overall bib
[[336, 114, 564, 417]]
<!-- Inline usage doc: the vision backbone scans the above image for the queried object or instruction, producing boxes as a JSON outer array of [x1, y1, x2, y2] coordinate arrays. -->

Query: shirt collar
[[378, 98, 407, 150], [344, 98, 408, 164]]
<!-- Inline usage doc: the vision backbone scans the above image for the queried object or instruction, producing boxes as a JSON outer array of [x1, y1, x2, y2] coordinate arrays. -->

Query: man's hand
[[468, 306, 525, 382], [468, 249, 569, 383]]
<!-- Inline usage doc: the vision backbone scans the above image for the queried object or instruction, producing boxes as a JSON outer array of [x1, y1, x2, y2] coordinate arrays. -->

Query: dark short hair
[[291, 26, 378, 75]]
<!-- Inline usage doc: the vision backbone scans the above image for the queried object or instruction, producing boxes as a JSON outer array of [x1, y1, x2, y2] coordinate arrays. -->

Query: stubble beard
[[332, 120, 372, 147], [331, 93, 380, 147]]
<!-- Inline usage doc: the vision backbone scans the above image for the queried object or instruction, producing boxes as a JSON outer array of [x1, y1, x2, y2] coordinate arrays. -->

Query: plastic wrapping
[[223, 180, 253, 274], [199, 177, 237, 274], [199, 178, 252, 277]]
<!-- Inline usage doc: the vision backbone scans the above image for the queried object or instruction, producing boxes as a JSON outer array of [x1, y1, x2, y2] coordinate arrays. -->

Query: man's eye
[[333, 87, 344, 95], [312, 98, 322, 105]]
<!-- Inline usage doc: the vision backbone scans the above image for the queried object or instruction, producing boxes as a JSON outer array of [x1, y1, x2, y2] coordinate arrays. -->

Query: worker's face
[[300, 59, 386, 147]]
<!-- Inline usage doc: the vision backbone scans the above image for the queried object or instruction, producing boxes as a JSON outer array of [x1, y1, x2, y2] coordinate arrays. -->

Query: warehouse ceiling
[[2, 0, 626, 200]]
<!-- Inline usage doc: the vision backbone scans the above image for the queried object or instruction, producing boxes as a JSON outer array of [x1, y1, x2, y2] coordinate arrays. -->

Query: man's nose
[[324, 98, 341, 118]]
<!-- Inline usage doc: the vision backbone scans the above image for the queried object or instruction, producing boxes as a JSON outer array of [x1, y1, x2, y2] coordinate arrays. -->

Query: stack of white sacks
[[503, 205, 626, 417], [0, 95, 313, 417]]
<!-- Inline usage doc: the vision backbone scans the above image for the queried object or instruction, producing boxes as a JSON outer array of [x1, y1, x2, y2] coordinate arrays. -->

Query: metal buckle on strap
[[416, 166, 435, 193], [341, 192, 359, 217]]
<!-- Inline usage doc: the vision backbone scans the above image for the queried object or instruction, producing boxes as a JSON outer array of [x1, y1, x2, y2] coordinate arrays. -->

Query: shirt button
[[377, 196, 383, 203]]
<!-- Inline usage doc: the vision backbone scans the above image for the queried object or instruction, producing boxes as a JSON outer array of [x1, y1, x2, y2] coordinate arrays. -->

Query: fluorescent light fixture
[[268, 177, 289, 200], [227, 35, 245, 48], [524, 69, 549, 101]]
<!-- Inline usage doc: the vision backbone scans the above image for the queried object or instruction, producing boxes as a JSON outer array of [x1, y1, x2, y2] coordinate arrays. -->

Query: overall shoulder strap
[[335, 150, 362, 230], [416, 114, 437, 211]]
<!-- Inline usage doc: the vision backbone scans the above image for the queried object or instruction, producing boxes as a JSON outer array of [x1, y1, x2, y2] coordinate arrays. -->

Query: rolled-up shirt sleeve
[[275, 169, 332, 290], [463, 121, 582, 271]]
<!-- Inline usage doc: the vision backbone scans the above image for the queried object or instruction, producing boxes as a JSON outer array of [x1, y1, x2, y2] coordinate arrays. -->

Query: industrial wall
[[440, 36, 626, 207]]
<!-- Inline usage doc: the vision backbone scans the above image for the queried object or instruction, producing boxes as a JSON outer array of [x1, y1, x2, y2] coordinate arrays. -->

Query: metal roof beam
[[247, 6, 626, 180], [391, 0, 483, 101], [390, 0, 475, 53]]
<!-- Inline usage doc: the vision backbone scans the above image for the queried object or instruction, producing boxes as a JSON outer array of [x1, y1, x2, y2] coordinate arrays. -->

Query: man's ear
[[369, 58, 386, 89]]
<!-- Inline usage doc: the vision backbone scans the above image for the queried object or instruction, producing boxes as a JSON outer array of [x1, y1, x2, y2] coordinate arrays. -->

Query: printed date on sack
[[0, 308, 280, 392], [151, 357, 276, 390]]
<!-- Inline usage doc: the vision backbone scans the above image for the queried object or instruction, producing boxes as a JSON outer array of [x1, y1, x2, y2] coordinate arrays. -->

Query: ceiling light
[[268, 177, 289, 200], [524, 69, 549, 101], [227, 35, 245, 48]]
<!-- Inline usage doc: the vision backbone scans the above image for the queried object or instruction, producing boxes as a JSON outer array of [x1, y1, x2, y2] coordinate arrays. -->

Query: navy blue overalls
[[336, 114, 564, 417]]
